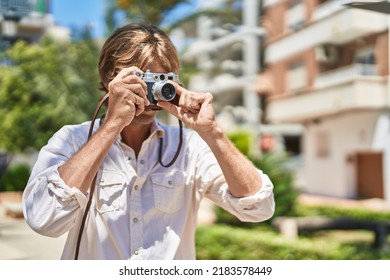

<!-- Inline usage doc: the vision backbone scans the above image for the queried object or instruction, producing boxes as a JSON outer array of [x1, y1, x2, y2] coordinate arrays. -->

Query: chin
[[132, 110, 158, 125]]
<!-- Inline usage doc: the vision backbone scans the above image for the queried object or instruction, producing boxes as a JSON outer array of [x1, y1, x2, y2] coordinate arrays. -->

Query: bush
[[249, 152, 299, 219], [296, 204, 390, 222], [227, 130, 253, 156], [0, 163, 31, 192], [195, 224, 390, 260]]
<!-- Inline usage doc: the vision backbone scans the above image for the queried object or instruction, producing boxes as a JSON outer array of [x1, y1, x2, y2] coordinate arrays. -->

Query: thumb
[[168, 81, 186, 96]]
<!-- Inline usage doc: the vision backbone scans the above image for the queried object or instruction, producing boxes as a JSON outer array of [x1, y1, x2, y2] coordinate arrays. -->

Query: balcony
[[189, 73, 249, 97], [265, 7, 388, 63], [267, 76, 387, 123], [182, 26, 265, 60], [315, 63, 378, 88], [312, 0, 351, 21]]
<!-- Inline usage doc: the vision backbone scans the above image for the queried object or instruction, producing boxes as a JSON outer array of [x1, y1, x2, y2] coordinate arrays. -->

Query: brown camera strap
[[74, 93, 108, 260]]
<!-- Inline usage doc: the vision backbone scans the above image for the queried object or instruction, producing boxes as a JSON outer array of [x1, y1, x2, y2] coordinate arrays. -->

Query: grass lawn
[[195, 224, 390, 260]]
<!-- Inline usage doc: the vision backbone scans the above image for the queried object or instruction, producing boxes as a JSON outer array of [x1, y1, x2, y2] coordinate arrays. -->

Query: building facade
[[261, 0, 390, 201], [177, 0, 303, 159], [0, 0, 69, 52], [180, 0, 264, 126]]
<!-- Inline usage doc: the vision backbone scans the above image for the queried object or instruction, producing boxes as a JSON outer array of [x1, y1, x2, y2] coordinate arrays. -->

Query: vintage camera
[[133, 69, 179, 110]]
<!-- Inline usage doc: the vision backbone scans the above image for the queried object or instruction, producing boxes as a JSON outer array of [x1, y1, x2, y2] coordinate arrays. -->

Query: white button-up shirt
[[22, 119, 275, 260]]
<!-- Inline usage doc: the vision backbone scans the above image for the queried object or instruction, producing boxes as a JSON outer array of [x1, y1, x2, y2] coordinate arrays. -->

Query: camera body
[[133, 69, 179, 110]]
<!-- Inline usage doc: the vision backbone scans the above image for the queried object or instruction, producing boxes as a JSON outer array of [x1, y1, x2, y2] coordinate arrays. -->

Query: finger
[[179, 91, 202, 113], [119, 66, 144, 79], [117, 70, 149, 106], [131, 94, 146, 116], [188, 103, 200, 114], [167, 80, 186, 96], [181, 103, 199, 114], [122, 80, 149, 106], [109, 66, 145, 93]]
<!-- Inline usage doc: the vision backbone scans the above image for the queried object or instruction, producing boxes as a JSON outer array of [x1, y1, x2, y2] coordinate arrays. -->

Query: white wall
[[372, 113, 390, 203], [303, 110, 381, 198]]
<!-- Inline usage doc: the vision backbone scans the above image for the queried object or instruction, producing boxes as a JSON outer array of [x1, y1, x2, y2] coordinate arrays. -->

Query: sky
[[51, 0, 107, 38], [50, 0, 201, 39]]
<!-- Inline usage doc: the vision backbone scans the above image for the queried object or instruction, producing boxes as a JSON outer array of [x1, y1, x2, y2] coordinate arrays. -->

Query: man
[[22, 24, 275, 260]]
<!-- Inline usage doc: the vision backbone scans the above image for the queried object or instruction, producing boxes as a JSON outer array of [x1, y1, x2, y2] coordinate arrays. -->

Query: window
[[286, 61, 306, 92], [354, 47, 377, 76], [283, 135, 301, 156], [316, 130, 330, 158], [354, 47, 375, 65]]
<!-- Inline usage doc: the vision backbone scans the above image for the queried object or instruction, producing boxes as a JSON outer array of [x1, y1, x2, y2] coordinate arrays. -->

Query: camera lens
[[162, 84, 174, 97], [152, 82, 175, 101]]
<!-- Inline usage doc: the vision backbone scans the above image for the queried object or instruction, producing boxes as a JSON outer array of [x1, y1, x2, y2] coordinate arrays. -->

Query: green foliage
[[0, 36, 101, 152], [249, 152, 299, 218], [106, 0, 242, 35], [227, 130, 252, 156], [296, 204, 390, 222], [0, 163, 30, 192], [198, 202, 390, 260], [105, 0, 190, 31], [195, 224, 390, 260]]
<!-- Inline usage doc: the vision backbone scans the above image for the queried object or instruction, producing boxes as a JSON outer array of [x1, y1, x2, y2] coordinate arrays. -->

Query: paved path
[[0, 204, 66, 260]]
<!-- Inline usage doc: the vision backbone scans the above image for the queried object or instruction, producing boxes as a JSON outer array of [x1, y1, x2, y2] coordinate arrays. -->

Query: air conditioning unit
[[315, 44, 339, 64]]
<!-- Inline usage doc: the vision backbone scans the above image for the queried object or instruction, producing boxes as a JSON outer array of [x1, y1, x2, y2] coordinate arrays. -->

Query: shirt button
[[134, 250, 139, 255], [127, 156, 132, 161], [134, 185, 139, 190], [168, 180, 173, 185], [100, 178, 104, 183], [133, 217, 138, 223], [140, 160, 145, 164]]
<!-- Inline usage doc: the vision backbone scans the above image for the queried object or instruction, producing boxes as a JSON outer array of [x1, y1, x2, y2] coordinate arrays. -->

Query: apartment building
[[180, 0, 264, 126], [177, 0, 303, 160], [261, 0, 390, 201], [0, 0, 69, 52]]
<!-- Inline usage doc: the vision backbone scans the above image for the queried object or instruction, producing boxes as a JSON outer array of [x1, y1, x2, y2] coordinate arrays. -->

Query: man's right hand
[[105, 66, 150, 130]]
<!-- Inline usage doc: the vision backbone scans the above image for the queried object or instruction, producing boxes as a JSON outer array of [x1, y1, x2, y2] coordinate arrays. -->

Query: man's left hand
[[157, 83, 217, 135]]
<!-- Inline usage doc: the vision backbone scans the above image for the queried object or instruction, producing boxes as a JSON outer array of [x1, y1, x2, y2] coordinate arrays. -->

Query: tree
[[0, 36, 101, 152], [105, 0, 189, 33]]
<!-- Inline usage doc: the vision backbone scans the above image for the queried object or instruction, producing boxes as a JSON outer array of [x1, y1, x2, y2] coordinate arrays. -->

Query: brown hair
[[98, 24, 180, 92]]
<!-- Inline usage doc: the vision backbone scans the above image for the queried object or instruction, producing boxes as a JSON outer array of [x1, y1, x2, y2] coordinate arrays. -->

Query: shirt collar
[[151, 119, 165, 139]]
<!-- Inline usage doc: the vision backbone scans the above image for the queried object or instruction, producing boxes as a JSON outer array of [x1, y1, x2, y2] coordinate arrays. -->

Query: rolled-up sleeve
[[217, 171, 275, 222], [203, 171, 275, 223], [22, 125, 88, 237]]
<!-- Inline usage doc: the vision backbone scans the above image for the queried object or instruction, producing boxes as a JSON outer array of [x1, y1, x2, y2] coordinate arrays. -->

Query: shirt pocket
[[95, 170, 124, 213], [151, 170, 186, 214]]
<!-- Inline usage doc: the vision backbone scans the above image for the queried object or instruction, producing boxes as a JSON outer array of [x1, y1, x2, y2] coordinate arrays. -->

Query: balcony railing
[[315, 63, 378, 88], [267, 77, 387, 123]]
